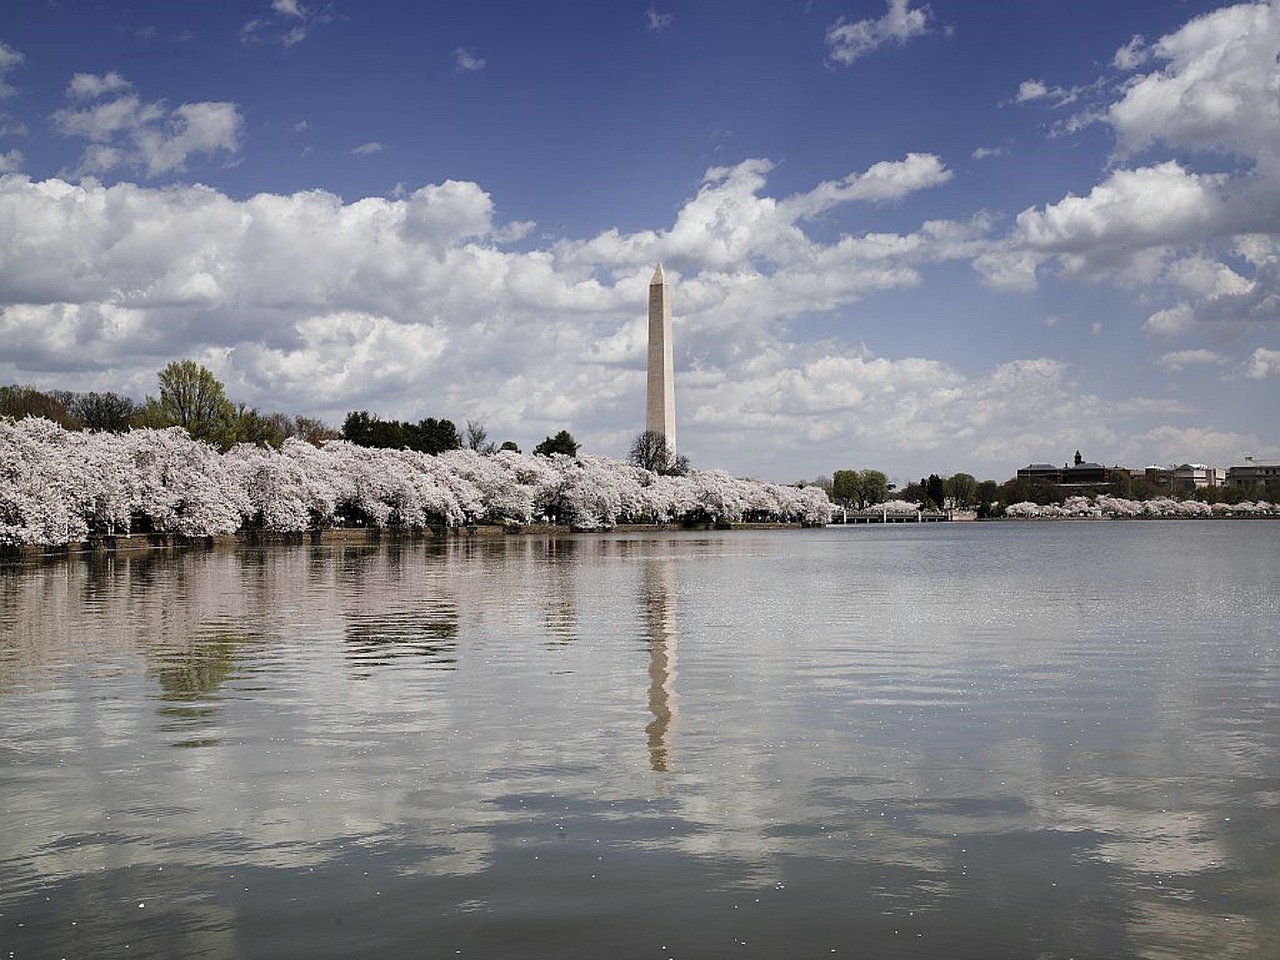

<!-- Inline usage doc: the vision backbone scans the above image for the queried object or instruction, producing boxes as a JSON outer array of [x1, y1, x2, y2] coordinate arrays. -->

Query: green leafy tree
[[833, 469, 889, 508], [860, 470, 890, 507], [997, 476, 1059, 506], [499, 440, 521, 453], [1127, 474, 1160, 501], [1191, 485, 1222, 505], [832, 469, 862, 506], [228, 405, 291, 448], [899, 478, 926, 504], [140, 360, 236, 446], [946, 472, 978, 509], [534, 430, 580, 458], [995, 477, 1029, 508], [1219, 484, 1249, 505], [1108, 469, 1134, 499]]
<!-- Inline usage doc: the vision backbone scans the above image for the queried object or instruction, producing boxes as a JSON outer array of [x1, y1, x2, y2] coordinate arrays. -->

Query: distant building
[[1226, 457, 1280, 490], [1017, 451, 1114, 490], [1145, 464, 1221, 491], [1016, 463, 1063, 485], [1172, 463, 1222, 491], [1062, 455, 1111, 489]]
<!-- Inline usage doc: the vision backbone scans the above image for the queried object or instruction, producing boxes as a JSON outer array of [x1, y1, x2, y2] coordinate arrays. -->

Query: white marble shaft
[[646, 263, 676, 457]]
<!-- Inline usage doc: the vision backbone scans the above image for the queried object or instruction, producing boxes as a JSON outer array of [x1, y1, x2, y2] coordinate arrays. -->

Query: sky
[[1, 0, 1279, 485]]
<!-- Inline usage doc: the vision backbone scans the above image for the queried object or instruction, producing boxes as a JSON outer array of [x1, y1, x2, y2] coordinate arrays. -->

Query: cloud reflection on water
[[1, 526, 1277, 959]]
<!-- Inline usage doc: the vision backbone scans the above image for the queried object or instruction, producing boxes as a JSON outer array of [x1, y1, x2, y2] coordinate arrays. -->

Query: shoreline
[[0, 521, 814, 564], [5, 513, 1277, 563]]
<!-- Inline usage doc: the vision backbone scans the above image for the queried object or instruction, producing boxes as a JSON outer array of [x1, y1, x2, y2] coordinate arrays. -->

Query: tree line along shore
[[4, 411, 1275, 558], [0, 415, 834, 551], [3, 360, 1277, 554]]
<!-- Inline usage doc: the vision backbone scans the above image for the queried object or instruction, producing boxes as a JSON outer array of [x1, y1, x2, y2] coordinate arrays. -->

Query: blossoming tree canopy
[[0, 418, 835, 546]]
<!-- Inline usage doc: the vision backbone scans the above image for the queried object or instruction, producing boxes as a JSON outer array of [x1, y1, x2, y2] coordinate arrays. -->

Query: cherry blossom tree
[[122, 427, 247, 535], [0, 417, 902, 547]]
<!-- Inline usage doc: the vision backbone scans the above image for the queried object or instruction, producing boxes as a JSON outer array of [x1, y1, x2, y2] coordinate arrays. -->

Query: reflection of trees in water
[[6, 866, 241, 960], [81, 552, 123, 603], [337, 543, 385, 582], [151, 637, 237, 700], [309, 540, 464, 673], [334, 539, 449, 583], [147, 623, 260, 748], [642, 555, 678, 773], [540, 537, 579, 646], [344, 600, 459, 673], [1, 550, 197, 692]]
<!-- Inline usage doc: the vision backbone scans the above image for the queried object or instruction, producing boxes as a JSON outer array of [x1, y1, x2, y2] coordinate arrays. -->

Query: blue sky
[[1, 0, 1278, 485]]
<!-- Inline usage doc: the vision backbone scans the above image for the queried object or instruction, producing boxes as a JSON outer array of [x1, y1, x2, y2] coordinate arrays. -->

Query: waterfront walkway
[[829, 507, 952, 524]]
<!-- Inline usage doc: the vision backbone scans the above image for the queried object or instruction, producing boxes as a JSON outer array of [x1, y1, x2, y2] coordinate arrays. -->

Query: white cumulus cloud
[[1112, 34, 1150, 70], [0, 160, 1020, 479], [51, 74, 241, 177], [989, 1, 1280, 341], [455, 48, 486, 72], [1236, 346, 1280, 378], [1157, 349, 1229, 372], [780, 153, 952, 219], [1012, 79, 1087, 108], [826, 0, 930, 66], [1143, 304, 1198, 337], [1109, 1, 1280, 163], [0, 42, 23, 74], [66, 71, 132, 100], [0, 41, 25, 101], [242, 0, 329, 46], [1012, 163, 1227, 269], [1, 101, 1269, 482]]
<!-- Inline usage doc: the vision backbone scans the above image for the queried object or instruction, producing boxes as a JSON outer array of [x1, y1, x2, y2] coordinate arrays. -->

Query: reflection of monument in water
[[646, 264, 677, 462], [643, 556, 678, 772]]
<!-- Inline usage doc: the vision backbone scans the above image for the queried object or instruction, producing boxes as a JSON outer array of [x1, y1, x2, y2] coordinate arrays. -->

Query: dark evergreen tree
[[925, 474, 947, 510], [534, 430, 580, 457], [341, 411, 460, 454]]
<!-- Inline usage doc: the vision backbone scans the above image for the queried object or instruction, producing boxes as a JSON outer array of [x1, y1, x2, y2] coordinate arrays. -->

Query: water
[[2, 522, 1278, 959]]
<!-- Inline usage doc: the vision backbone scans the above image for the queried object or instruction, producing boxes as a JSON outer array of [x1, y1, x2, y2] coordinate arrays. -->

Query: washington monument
[[646, 263, 676, 460]]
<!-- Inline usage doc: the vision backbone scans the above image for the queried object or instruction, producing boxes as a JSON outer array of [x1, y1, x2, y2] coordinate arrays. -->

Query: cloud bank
[[1, 3, 1277, 480]]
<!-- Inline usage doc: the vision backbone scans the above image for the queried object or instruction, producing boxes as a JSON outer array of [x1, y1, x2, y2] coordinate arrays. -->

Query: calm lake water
[[2, 522, 1278, 959]]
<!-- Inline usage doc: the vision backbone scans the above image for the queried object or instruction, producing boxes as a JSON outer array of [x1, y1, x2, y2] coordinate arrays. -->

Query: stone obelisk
[[646, 263, 676, 459]]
